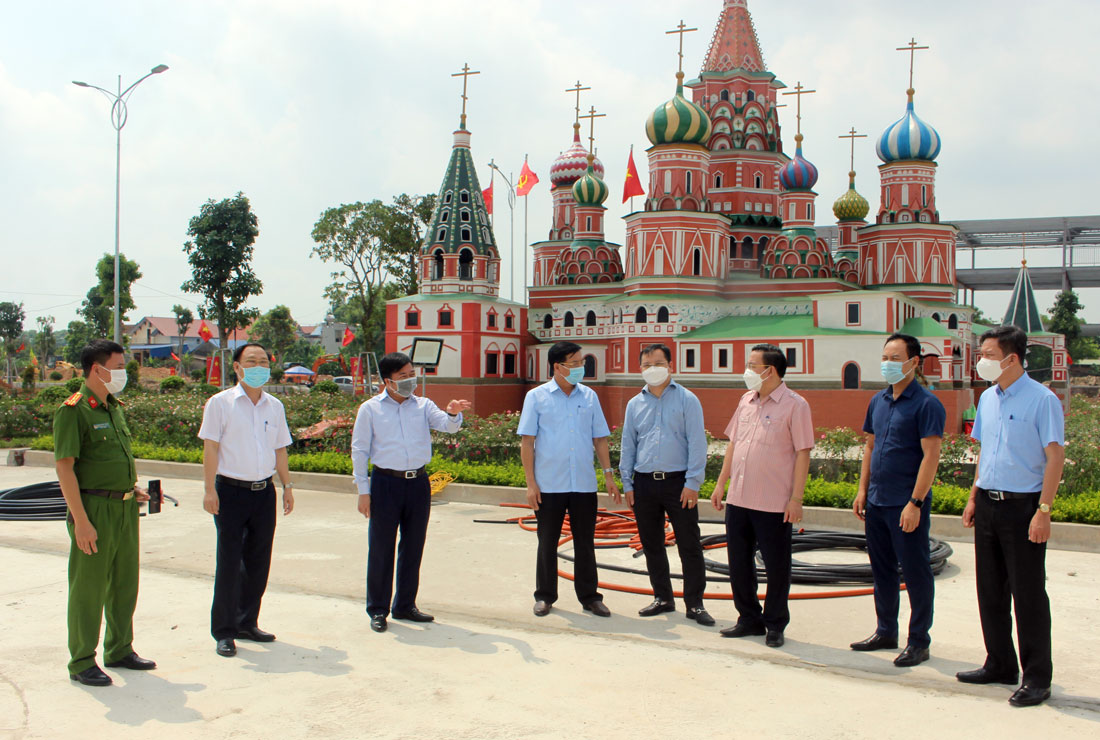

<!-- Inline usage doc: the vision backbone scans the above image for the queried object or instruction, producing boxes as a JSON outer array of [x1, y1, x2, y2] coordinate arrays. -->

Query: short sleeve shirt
[[198, 384, 293, 481], [973, 373, 1064, 492], [53, 385, 136, 491], [863, 381, 946, 507], [517, 380, 611, 493], [722, 383, 815, 513]]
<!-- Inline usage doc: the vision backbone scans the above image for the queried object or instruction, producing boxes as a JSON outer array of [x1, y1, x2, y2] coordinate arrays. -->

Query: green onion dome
[[572, 154, 609, 206], [832, 172, 870, 221], [645, 72, 712, 146]]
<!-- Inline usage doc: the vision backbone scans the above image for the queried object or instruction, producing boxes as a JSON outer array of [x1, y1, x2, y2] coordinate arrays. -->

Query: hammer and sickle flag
[[623, 145, 645, 203], [516, 157, 539, 197]]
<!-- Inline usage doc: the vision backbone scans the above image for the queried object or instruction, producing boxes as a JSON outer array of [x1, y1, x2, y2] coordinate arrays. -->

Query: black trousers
[[974, 492, 1052, 687], [535, 491, 601, 606], [725, 504, 792, 631], [633, 474, 706, 608], [367, 473, 432, 617], [211, 480, 276, 640], [865, 500, 934, 648]]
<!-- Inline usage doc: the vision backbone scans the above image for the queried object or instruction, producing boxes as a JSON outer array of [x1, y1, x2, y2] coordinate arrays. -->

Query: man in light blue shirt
[[619, 343, 712, 626], [351, 352, 470, 633], [518, 341, 620, 618], [956, 325, 1064, 708]]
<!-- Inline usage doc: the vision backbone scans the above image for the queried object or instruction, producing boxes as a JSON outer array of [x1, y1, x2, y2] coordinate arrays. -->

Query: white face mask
[[641, 366, 669, 387], [976, 357, 1007, 382], [742, 368, 764, 392], [102, 366, 128, 395]]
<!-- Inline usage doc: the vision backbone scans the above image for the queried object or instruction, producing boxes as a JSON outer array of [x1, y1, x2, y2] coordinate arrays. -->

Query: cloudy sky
[[2, 0, 1098, 333]]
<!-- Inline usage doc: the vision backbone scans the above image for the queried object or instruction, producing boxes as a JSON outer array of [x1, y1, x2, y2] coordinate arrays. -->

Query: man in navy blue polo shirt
[[851, 333, 945, 667], [956, 326, 1064, 708]]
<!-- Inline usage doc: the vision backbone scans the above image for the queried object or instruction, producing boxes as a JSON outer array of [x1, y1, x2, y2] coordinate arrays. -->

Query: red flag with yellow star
[[198, 320, 213, 342], [516, 157, 539, 196], [623, 146, 644, 203]]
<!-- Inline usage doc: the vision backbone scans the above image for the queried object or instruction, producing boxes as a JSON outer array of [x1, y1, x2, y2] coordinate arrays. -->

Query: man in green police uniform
[[54, 339, 156, 687]]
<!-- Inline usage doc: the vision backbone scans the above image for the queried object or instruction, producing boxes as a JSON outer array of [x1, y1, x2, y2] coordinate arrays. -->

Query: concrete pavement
[[0, 465, 1098, 739]]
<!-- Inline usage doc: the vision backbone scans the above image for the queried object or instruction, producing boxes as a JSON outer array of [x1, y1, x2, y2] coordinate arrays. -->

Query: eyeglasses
[[557, 360, 584, 368], [640, 362, 669, 370], [746, 363, 771, 371]]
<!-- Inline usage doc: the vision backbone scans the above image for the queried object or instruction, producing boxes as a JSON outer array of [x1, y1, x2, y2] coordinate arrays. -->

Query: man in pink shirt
[[712, 344, 814, 647]]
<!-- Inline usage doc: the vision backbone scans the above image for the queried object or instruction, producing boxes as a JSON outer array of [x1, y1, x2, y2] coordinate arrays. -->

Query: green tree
[[172, 304, 194, 372], [35, 315, 56, 380], [63, 320, 96, 365], [249, 304, 298, 366], [386, 193, 437, 295], [79, 253, 143, 337], [180, 193, 263, 354], [0, 301, 25, 384], [1048, 290, 1100, 361], [283, 338, 323, 368], [328, 282, 403, 356], [311, 201, 392, 353]]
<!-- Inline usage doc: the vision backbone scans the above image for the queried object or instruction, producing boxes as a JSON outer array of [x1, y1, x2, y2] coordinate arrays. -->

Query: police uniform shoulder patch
[[88, 396, 98, 409], [62, 392, 82, 407]]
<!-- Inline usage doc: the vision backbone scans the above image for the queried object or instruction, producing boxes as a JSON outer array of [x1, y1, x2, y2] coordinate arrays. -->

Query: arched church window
[[441, 211, 449, 222], [437, 227, 447, 242], [563, 311, 574, 327], [585, 310, 596, 326], [460, 191, 470, 203], [459, 248, 473, 280], [460, 210, 470, 222], [842, 363, 860, 389], [432, 250, 444, 280], [715, 173, 723, 188], [635, 306, 648, 323], [443, 192, 453, 204], [657, 306, 670, 323], [754, 173, 762, 189], [686, 171, 693, 194], [461, 227, 472, 241], [543, 314, 553, 329], [948, 314, 959, 330], [692, 248, 702, 276], [742, 236, 755, 260], [720, 89, 729, 102], [583, 355, 597, 379], [746, 90, 755, 102]]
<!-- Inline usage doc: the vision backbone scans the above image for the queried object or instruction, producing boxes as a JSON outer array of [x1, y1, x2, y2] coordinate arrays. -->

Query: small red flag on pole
[[342, 327, 356, 347], [623, 145, 645, 203], [16, 342, 25, 353], [482, 181, 494, 215], [516, 157, 539, 196], [170, 351, 180, 361], [198, 321, 213, 342]]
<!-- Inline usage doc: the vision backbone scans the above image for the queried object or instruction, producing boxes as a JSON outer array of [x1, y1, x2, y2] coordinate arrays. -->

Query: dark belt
[[635, 470, 686, 481], [978, 487, 1040, 501], [216, 474, 273, 491], [81, 488, 134, 501], [373, 466, 426, 480]]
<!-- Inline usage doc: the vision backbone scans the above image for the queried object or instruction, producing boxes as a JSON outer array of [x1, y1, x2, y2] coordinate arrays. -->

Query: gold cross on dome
[[451, 63, 481, 128], [838, 126, 868, 172], [781, 80, 816, 137], [579, 105, 606, 154], [665, 19, 698, 74], [896, 37, 929, 91], [564, 80, 591, 126]]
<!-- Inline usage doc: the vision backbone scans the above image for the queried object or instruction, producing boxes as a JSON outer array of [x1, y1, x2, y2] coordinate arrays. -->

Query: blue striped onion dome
[[778, 136, 818, 190], [833, 175, 870, 220], [645, 73, 712, 146], [551, 125, 605, 187], [572, 156, 609, 206], [876, 90, 941, 162]]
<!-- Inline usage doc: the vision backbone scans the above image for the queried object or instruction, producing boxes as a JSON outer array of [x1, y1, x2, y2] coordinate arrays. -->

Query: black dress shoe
[[392, 607, 434, 623], [1009, 684, 1051, 707], [638, 599, 675, 617], [850, 633, 898, 652], [956, 667, 1019, 685], [719, 622, 766, 638], [105, 652, 156, 670], [584, 601, 611, 617], [370, 615, 388, 633], [70, 665, 112, 686], [686, 607, 715, 626], [237, 626, 276, 642], [533, 600, 552, 617], [893, 645, 930, 667], [766, 630, 785, 648], [216, 639, 236, 657]]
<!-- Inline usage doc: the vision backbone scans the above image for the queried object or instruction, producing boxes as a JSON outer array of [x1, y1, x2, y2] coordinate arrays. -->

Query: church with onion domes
[[386, 0, 1067, 434]]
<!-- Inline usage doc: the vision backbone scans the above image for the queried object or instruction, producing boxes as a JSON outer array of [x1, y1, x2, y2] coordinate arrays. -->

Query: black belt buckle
[[403, 470, 417, 479], [986, 489, 1006, 501], [250, 479, 269, 491], [652, 471, 666, 481]]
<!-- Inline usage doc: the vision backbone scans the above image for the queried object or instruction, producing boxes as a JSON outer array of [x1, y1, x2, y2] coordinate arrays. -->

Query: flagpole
[[509, 170, 515, 301], [522, 152, 528, 306]]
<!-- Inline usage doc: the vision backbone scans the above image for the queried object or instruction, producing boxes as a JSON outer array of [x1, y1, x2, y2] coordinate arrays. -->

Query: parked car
[[333, 376, 355, 392]]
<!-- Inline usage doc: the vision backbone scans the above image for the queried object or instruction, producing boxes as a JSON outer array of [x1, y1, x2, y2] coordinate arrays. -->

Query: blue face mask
[[880, 360, 910, 385], [563, 366, 586, 385], [241, 365, 270, 388]]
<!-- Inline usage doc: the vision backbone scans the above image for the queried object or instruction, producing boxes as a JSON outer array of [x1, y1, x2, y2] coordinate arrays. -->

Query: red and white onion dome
[[550, 123, 605, 187]]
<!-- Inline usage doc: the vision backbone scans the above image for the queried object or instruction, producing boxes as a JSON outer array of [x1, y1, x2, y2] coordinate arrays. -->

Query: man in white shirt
[[351, 352, 471, 633], [198, 343, 294, 658]]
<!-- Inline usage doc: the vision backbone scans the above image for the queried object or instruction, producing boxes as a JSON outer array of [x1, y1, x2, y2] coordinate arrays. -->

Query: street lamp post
[[487, 161, 516, 300], [73, 64, 168, 344]]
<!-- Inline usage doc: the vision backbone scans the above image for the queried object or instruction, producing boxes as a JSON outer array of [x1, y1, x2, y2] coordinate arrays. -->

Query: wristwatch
[[1038, 502, 1051, 514], [602, 467, 614, 474], [909, 496, 923, 508]]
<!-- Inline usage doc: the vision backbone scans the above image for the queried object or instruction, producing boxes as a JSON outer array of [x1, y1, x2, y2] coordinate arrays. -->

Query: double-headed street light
[[73, 64, 169, 344]]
